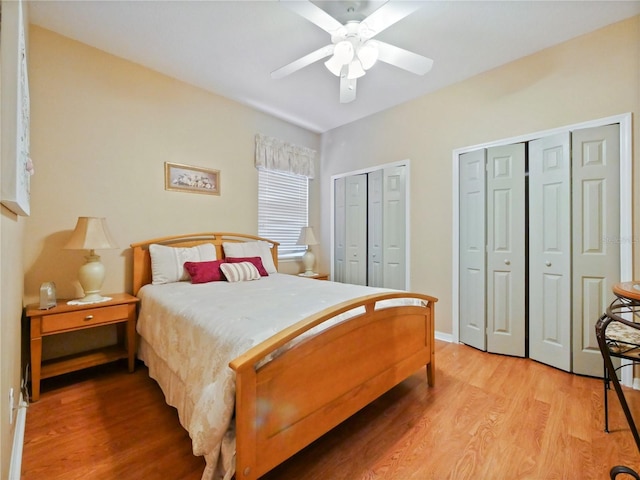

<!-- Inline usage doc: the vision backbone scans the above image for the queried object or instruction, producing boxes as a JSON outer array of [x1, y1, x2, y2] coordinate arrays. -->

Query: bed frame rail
[[230, 292, 437, 479]]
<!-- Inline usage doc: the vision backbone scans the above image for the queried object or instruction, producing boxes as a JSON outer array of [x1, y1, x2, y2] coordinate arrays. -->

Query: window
[[258, 169, 308, 258]]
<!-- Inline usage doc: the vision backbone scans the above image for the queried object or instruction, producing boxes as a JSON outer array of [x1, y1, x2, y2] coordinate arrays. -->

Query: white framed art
[[1, 0, 32, 216]]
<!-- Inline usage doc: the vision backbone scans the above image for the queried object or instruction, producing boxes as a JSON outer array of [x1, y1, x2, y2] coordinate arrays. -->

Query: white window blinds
[[258, 169, 308, 257]]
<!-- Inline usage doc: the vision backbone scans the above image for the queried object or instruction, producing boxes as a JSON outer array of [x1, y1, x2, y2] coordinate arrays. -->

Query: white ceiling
[[29, 0, 640, 133]]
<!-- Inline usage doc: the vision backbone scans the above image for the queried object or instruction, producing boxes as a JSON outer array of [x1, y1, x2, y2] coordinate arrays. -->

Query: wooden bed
[[131, 232, 437, 480]]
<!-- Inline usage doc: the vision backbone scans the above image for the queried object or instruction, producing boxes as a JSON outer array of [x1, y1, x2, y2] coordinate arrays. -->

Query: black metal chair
[[611, 465, 640, 480], [596, 292, 640, 479]]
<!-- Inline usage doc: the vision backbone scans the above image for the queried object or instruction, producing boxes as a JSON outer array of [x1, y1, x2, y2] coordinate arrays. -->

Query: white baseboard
[[8, 393, 28, 480], [435, 331, 453, 343]]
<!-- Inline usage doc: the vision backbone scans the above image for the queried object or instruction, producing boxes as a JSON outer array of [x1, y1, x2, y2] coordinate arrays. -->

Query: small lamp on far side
[[64, 217, 118, 304], [297, 226, 319, 276]]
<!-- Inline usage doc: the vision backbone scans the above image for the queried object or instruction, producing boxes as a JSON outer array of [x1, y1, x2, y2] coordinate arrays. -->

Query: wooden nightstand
[[297, 273, 329, 281], [25, 293, 139, 401]]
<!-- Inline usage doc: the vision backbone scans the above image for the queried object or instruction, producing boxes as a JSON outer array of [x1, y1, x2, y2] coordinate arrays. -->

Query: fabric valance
[[255, 133, 316, 179]]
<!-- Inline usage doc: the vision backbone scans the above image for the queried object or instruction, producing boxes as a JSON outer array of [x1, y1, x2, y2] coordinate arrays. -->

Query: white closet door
[[368, 170, 384, 287], [334, 177, 346, 283], [382, 165, 406, 290], [486, 144, 526, 357], [572, 124, 620, 377], [345, 174, 367, 285], [529, 133, 571, 371], [459, 150, 487, 351]]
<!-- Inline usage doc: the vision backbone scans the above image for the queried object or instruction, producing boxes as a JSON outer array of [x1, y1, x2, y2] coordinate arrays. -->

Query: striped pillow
[[220, 261, 261, 283]]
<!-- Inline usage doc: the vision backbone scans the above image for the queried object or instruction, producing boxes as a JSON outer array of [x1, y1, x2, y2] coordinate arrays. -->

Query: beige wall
[[26, 26, 320, 357], [26, 25, 321, 303], [319, 16, 640, 335], [0, 209, 25, 478]]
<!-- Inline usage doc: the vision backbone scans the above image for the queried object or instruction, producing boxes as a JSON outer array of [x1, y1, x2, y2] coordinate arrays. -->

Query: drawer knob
[[84, 315, 94, 321]]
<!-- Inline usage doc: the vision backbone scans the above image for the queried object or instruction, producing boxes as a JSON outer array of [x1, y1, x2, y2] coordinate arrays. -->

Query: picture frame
[[164, 162, 220, 196], [1, 0, 31, 216]]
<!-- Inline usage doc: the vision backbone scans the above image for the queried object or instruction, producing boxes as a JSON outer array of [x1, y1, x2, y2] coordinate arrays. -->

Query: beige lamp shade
[[297, 226, 318, 276], [64, 217, 118, 251], [297, 226, 318, 246], [65, 217, 118, 304]]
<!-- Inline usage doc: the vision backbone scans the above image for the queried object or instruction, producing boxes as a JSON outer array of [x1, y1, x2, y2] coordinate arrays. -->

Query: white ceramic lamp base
[[301, 249, 316, 276], [76, 252, 109, 304]]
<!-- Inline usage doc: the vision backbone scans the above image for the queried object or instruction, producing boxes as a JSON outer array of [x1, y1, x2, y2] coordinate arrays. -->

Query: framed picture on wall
[[1, 0, 32, 216], [164, 162, 220, 196]]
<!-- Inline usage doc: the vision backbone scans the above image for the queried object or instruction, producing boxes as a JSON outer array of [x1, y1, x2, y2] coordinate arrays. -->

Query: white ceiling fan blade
[[375, 41, 433, 75], [340, 73, 357, 103], [271, 44, 334, 79], [281, 0, 343, 35], [360, 2, 423, 39]]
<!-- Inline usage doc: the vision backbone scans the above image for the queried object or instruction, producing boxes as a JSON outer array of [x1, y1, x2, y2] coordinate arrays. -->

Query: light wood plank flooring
[[22, 341, 640, 479]]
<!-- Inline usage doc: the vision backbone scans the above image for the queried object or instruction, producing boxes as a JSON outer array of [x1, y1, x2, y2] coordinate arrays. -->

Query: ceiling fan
[[271, 1, 433, 103]]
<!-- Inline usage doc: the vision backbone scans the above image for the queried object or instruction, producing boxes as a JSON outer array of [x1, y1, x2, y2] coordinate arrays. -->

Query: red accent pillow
[[226, 256, 268, 276], [184, 260, 226, 284]]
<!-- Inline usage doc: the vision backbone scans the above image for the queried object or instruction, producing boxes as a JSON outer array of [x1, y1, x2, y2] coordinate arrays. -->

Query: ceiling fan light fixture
[[325, 55, 344, 76], [325, 40, 354, 76], [333, 40, 354, 64], [347, 60, 365, 80], [357, 41, 379, 70]]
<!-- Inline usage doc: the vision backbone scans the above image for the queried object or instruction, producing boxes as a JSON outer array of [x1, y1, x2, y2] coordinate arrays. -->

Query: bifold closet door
[[529, 133, 571, 371], [345, 174, 367, 285], [572, 124, 620, 377], [335, 174, 370, 286], [334, 177, 346, 283], [458, 145, 525, 356], [368, 170, 383, 287], [459, 149, 487, 351], [337, 166, 407, 289], [486, 144, 526, 357], [458, 124, 622, 373], [382, 165, 406, 290]]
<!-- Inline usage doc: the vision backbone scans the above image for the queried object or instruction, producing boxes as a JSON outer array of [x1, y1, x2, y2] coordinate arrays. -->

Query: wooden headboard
[[129, 232, 279, 296]]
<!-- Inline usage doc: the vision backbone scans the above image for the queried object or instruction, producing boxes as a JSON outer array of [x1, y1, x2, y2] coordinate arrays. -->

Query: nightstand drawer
[[41, 304, 130, 333]]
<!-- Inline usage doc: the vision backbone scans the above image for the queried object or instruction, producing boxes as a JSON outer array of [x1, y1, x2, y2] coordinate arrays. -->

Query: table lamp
[[64, 217, 118, 304], [297, 226, 318, 276]]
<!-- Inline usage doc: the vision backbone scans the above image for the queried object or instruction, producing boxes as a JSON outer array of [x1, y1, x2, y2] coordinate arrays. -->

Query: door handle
[[545, 261, 552, 267], [504, 259, 510, 265]]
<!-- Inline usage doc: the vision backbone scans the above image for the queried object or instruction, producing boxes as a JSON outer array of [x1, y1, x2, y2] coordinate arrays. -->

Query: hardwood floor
[[21, 362, 205, 479], [22, 341, 640, 479]]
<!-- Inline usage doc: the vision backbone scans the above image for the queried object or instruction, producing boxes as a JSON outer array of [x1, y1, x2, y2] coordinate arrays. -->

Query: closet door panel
[[459, 150, 487, 351], [529, 133, 571, 372], [572, 124, 620, 376], [334, 177, 346, 283], [368, 170, 384, 287], [345, 174, 368, 285], [486, 144, 525, 357], [383, 166, 406, 290]]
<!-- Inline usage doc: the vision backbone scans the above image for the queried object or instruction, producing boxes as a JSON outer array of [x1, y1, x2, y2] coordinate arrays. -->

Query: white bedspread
[[136, 273, 414, 480]]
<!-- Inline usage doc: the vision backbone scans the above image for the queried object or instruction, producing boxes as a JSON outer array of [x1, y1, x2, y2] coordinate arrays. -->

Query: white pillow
[[220, 261, 261, 283], [222, 240, 277, 274], [149, 243, 217, 285]]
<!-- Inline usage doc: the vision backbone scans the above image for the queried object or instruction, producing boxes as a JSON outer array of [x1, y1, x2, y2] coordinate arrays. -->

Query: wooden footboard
[[230, 292, 437, 480]]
